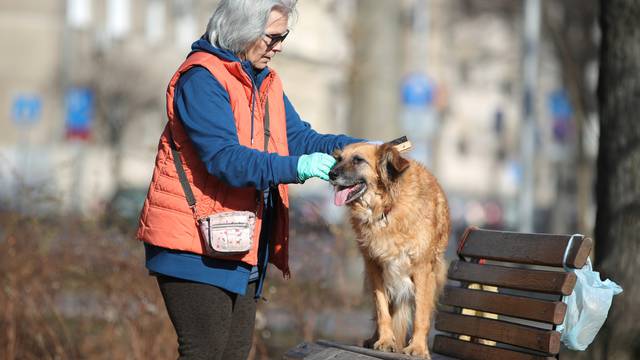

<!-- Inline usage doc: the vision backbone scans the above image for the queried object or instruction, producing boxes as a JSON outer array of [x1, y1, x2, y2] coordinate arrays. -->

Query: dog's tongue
[[334, 185, 357, 206]]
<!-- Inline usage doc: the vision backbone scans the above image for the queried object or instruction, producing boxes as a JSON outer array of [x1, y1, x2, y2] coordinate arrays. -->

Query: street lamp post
[[519, 0, 541, 233]]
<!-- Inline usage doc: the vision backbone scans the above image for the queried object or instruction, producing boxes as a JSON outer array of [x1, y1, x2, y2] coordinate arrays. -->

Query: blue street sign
[[65, 87, 94, 137], [549, 90, 573, 120], [401, 72, 434, 107], [11, 94, 42, 126], [548, 90, 573, 142]]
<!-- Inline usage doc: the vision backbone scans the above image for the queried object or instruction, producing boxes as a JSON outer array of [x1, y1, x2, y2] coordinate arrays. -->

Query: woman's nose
[[271, 41, 284, 52]]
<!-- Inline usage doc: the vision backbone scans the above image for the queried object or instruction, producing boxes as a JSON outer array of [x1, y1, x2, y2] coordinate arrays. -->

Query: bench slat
[[459, 229, 592, 268], [447, 261, 577, 295], [435, 311, 561, 354], [441, 286, 567, 324], [433, 335, 556, 360]]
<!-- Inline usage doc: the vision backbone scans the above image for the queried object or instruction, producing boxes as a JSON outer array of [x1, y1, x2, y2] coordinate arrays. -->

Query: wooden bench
[[284, 339, 455, 359], [433, 227, 593, 360], [284, 227, 592, 360]]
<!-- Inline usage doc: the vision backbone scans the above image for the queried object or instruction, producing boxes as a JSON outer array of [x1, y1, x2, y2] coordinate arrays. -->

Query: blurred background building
[[0, 0, 599, 236], [1, 0, 358, 215]]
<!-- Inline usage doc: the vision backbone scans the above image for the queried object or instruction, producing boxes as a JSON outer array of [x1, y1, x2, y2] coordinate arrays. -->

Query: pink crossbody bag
[[198, 211, 256, 254]]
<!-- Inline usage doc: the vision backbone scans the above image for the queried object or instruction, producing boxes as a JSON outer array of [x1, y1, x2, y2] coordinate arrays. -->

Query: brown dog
[[329, 142, 450, 359]]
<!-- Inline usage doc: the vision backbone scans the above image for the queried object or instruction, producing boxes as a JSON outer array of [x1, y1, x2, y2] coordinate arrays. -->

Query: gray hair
[[206, 0, 298, 55]]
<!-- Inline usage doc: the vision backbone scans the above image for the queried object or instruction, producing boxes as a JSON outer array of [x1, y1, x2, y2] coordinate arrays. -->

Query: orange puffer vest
[[137, 51, 291, 276]]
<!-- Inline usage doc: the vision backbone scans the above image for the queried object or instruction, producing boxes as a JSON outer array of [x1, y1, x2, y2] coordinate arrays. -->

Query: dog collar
[[379, 212, 389, 227], [376, 204, 393, 227]]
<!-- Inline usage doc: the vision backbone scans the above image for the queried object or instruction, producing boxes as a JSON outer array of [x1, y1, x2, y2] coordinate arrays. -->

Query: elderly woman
[[136, 0, 363, 358]]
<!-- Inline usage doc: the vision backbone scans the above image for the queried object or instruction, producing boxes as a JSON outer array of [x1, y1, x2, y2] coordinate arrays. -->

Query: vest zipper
[[250, 77, 257, 145]]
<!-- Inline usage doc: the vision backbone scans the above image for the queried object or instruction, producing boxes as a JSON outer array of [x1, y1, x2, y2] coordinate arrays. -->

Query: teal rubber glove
[[297, 153, 337, 182]]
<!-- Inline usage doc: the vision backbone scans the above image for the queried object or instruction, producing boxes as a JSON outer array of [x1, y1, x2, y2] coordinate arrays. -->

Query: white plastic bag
[[557, 257, 623, 351]]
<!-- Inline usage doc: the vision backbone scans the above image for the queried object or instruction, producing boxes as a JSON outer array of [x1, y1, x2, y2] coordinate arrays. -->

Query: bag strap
[[168, 131, 198, 215]]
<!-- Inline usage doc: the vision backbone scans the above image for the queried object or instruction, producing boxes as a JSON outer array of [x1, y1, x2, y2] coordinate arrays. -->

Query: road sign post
[[401, 72, 438, 168]]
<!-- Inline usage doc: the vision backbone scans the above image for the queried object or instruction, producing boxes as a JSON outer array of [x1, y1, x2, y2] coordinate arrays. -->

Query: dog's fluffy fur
[[330, 143, 450, 359]]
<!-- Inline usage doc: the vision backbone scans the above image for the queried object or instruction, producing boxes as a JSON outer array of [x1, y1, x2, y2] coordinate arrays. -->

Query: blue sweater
[[145, 37, 363, 298]]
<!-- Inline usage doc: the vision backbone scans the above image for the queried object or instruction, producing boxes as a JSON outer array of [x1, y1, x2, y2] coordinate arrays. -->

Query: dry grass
[[0, 196, 368, 359], [0, 212, 177, 360]]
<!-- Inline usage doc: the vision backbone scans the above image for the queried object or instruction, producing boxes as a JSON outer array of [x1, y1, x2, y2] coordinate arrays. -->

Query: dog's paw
[[373, 336, 397, 353], [362, 336, 376, 349], [402, 342, 430, 359]]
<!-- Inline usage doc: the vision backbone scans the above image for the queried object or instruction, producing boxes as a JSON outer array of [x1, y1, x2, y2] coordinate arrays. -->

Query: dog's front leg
[[403, 265, 436, 359], [364, 259, 397, 352]]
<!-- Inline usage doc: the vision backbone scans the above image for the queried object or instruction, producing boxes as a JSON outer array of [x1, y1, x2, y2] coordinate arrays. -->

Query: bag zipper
[[209, 223, 252, 229]]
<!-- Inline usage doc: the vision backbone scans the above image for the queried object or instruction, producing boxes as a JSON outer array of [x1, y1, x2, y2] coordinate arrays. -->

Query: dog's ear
[[376, 143, 410, 184], [332, 148, 343, 161]]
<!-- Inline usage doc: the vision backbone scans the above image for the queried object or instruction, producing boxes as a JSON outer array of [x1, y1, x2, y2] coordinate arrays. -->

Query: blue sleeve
[[175, 67, 300, 190], [284, 94, 365, 156]]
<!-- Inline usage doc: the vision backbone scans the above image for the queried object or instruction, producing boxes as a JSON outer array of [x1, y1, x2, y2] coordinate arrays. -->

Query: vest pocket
[[212, 184, 259, 213], [201, 175, 223, 214]]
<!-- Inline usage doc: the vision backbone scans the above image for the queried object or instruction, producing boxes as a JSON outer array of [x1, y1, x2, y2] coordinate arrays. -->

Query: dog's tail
[[435, 192, 450, 295], [391, 298, 413, 349], [434, 254, 448, 295]]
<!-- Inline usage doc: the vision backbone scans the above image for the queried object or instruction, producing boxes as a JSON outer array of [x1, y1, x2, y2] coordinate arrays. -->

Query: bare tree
[[349, 0, 403, 140], [588, 1, 640, 359], [92, 48, 166, 187], [542, 0, 599, 236]]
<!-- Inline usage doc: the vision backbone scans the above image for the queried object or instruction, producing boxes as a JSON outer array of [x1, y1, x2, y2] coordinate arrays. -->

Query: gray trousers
[[157, 275, 257, 360]]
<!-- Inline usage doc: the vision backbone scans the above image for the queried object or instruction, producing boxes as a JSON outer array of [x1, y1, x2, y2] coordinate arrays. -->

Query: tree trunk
[[349, 0, 403, 141], [590, 0, 640, 359]]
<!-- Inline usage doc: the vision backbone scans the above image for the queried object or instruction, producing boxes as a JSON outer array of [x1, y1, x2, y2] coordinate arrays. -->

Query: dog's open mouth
[[334, 182, 367, 206]]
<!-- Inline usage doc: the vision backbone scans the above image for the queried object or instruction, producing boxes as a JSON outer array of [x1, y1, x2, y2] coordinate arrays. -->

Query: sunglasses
[[263, 29, 290, 48]]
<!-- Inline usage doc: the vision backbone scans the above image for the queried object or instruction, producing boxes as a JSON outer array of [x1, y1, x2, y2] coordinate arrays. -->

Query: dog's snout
[[328, 168, 338, 181]]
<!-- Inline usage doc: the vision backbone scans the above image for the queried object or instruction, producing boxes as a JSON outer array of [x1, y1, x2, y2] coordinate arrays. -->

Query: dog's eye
[[352, 156, 364, 165], [335, 155, 342, 162]]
